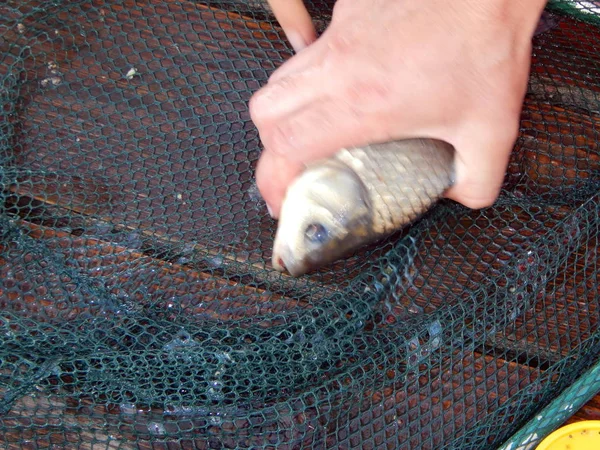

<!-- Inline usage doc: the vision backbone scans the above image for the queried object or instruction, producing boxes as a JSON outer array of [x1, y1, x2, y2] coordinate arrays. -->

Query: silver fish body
[[272, 138, 456, 276]]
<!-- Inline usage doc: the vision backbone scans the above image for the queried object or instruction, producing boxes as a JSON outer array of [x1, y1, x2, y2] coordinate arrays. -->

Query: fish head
[[272, 160, 373, 276]]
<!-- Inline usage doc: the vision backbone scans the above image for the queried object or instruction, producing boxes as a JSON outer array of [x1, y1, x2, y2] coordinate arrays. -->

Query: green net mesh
[[1, 1, 599, 449]]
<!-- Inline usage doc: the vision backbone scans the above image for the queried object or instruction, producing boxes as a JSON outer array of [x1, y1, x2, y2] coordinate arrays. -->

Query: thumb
[[444, 122, 518, 209], [255, 149, 305, 218]]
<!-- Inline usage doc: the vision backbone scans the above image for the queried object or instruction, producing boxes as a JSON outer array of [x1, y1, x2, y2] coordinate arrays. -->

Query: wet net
[[1, 1, 599, 449]]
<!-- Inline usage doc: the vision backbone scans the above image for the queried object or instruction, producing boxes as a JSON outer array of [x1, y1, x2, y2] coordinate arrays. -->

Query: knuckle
[[266, 105, 337, 159], [301, 108, 336, 143], [331, 0, 352, 19], [249, 78, 297, 121], [264, 121, 296, 156], [344, 78, 391, 108], [255, 153, 276, 194], [268, 75, 297, 93], [248, 93, 266, 124], [327, 28, 358, 56], [255, 167, 278, 214], [255, 167, 271, 200]]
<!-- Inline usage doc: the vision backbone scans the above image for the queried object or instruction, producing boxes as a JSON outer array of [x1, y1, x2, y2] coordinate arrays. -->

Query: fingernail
[[266, 203, 275, 218], [286, 31, 307, 53]]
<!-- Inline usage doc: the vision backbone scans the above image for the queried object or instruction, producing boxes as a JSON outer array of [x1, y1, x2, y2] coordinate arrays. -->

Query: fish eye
[[304, 223, 329, 244]]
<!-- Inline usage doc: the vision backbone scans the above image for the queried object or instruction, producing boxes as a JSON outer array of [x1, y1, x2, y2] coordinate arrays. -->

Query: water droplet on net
[[210, 380, 224, 390], [182, 242, 196, 256], [408, 303, 424, 315], [246, 181, 262, 204], [209, 414, 223, 426], [292, 330, 306, 344], [176, 256, 191, 265], [207, 255, 224, 269], [163, 329, 198, 351], [207, 386, 225, 402], [428, 320, 442, 338], [213, 352, 234, 365], [147, 422, 166, 436], [407, 336, 420, 353], [119, 403, 137, 415]]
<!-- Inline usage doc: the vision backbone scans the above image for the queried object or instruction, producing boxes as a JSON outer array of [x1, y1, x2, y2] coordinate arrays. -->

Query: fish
[[271, 138, 456, 277]]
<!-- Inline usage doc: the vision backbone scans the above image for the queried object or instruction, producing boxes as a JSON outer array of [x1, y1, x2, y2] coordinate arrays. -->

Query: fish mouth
[[272, 243, 309, 277]]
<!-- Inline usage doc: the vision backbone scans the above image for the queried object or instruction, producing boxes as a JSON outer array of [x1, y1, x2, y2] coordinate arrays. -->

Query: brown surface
[[569, 394, 600, 424]]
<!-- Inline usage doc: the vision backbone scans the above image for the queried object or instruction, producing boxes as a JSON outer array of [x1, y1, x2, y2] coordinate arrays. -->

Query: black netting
[[1, 1, 599, 449]]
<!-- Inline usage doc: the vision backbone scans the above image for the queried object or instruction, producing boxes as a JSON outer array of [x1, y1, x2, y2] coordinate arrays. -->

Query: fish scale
[[334, 139, 456, 236]]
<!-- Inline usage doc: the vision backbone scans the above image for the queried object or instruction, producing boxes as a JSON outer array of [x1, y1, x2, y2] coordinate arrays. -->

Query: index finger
[[266, 0, 317, 52]]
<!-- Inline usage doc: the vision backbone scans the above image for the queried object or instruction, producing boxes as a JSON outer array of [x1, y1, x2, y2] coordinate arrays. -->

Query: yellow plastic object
[[536, 421, 600, 450]]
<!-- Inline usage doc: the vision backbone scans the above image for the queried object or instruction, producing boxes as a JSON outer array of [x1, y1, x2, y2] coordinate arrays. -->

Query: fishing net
[[1, 1, 599, 449]]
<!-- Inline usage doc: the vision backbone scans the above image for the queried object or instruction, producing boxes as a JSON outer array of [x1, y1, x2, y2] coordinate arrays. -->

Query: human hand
[[251, 0, 548, 218]]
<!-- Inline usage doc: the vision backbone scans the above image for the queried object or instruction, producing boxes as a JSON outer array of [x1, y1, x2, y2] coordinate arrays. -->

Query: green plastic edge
[[497, 360, 600, 450], [547, 0, 600, 25]]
